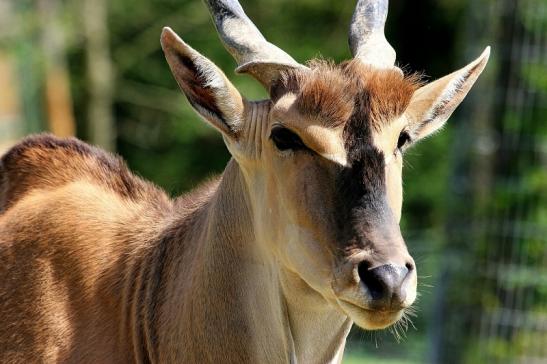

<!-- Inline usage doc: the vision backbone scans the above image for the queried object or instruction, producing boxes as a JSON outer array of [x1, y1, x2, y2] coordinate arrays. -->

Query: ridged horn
[[349, 0, 397, 69], [203, 0, 306, 87]]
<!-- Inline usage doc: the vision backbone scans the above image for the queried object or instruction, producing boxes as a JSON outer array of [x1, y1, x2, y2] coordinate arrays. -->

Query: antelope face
[[161, 0, 489, 330], [255, 62, 420, 329]]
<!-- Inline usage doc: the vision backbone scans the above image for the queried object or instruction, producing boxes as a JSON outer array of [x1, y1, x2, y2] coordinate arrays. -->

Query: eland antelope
[[0, 0, 489, 362]]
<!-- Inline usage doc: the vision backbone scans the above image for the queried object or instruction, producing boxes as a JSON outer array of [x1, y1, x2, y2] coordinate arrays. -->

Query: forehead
[[271, 60, 420, 147]]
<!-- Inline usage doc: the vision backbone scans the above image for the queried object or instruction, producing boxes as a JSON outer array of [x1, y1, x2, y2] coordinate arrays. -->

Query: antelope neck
[[151, 159, 350, 363]]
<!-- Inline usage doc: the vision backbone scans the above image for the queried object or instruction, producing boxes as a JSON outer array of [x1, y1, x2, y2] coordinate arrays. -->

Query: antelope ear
[[405, 47, 490, 142], [161, 27, 244, 139]]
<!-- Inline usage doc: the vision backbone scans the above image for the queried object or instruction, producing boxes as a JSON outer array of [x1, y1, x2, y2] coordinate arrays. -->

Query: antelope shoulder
[[0, 134, 171, 363]]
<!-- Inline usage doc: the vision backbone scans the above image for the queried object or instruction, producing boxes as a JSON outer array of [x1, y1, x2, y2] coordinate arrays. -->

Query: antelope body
[[0, 1, 489, 363]]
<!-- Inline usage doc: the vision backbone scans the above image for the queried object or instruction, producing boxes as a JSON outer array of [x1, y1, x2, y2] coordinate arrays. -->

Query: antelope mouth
[[337, 298, 405, 330]]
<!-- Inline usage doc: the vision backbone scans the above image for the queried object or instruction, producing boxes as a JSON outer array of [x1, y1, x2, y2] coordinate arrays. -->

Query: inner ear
[[404, 47, 490, 142], [161, 27, 245, 139]]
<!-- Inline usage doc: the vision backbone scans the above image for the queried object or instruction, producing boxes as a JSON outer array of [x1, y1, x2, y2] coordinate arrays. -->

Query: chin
[[339, 300, 404, 330]]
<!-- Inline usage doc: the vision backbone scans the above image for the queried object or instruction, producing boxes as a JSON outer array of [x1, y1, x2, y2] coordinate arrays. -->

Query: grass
[[343, 352, 421, 364]]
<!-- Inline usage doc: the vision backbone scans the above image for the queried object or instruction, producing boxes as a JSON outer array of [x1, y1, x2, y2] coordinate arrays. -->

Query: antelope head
[[161, 0, 489, 330]]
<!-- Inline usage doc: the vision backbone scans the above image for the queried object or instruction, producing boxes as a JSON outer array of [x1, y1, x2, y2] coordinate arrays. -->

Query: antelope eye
[[270, 126, 307, 151], [397, 131, 411, 151]]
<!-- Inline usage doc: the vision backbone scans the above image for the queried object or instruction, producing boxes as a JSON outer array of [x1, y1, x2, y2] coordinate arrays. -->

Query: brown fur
[[0, 66, 419, 363], [271, 59, 421, 131], [0, 134, 169, 214], [0, 134, 222, 363]]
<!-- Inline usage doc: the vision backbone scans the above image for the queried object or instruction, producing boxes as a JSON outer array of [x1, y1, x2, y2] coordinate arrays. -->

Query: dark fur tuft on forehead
[[271, 60, 355, 128], [341, 60, 422, 130], [271, 59, 422, 131]]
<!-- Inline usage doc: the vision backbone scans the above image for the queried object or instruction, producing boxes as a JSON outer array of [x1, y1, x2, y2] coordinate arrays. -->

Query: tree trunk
[[37, 0, 76, 137], [82, 0, 115, 151]]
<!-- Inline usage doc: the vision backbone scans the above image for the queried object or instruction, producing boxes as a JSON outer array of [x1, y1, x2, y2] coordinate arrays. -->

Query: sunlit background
[[1, 0, 545, 362]]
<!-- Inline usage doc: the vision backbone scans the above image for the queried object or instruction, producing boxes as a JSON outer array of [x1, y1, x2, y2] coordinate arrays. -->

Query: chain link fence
[[432, 0, 547, 362]]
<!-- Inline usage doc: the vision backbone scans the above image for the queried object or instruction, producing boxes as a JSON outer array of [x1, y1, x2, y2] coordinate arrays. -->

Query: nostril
[[363, 272, 385, 300], [357, 260, 370, 280], [357, 261, 386, 300], [405, 260, 417, 278], [357, 263, 411, 304]]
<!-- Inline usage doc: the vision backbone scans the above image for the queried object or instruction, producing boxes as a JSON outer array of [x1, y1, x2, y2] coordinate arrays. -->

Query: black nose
[[358, 263, 412, 308]]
